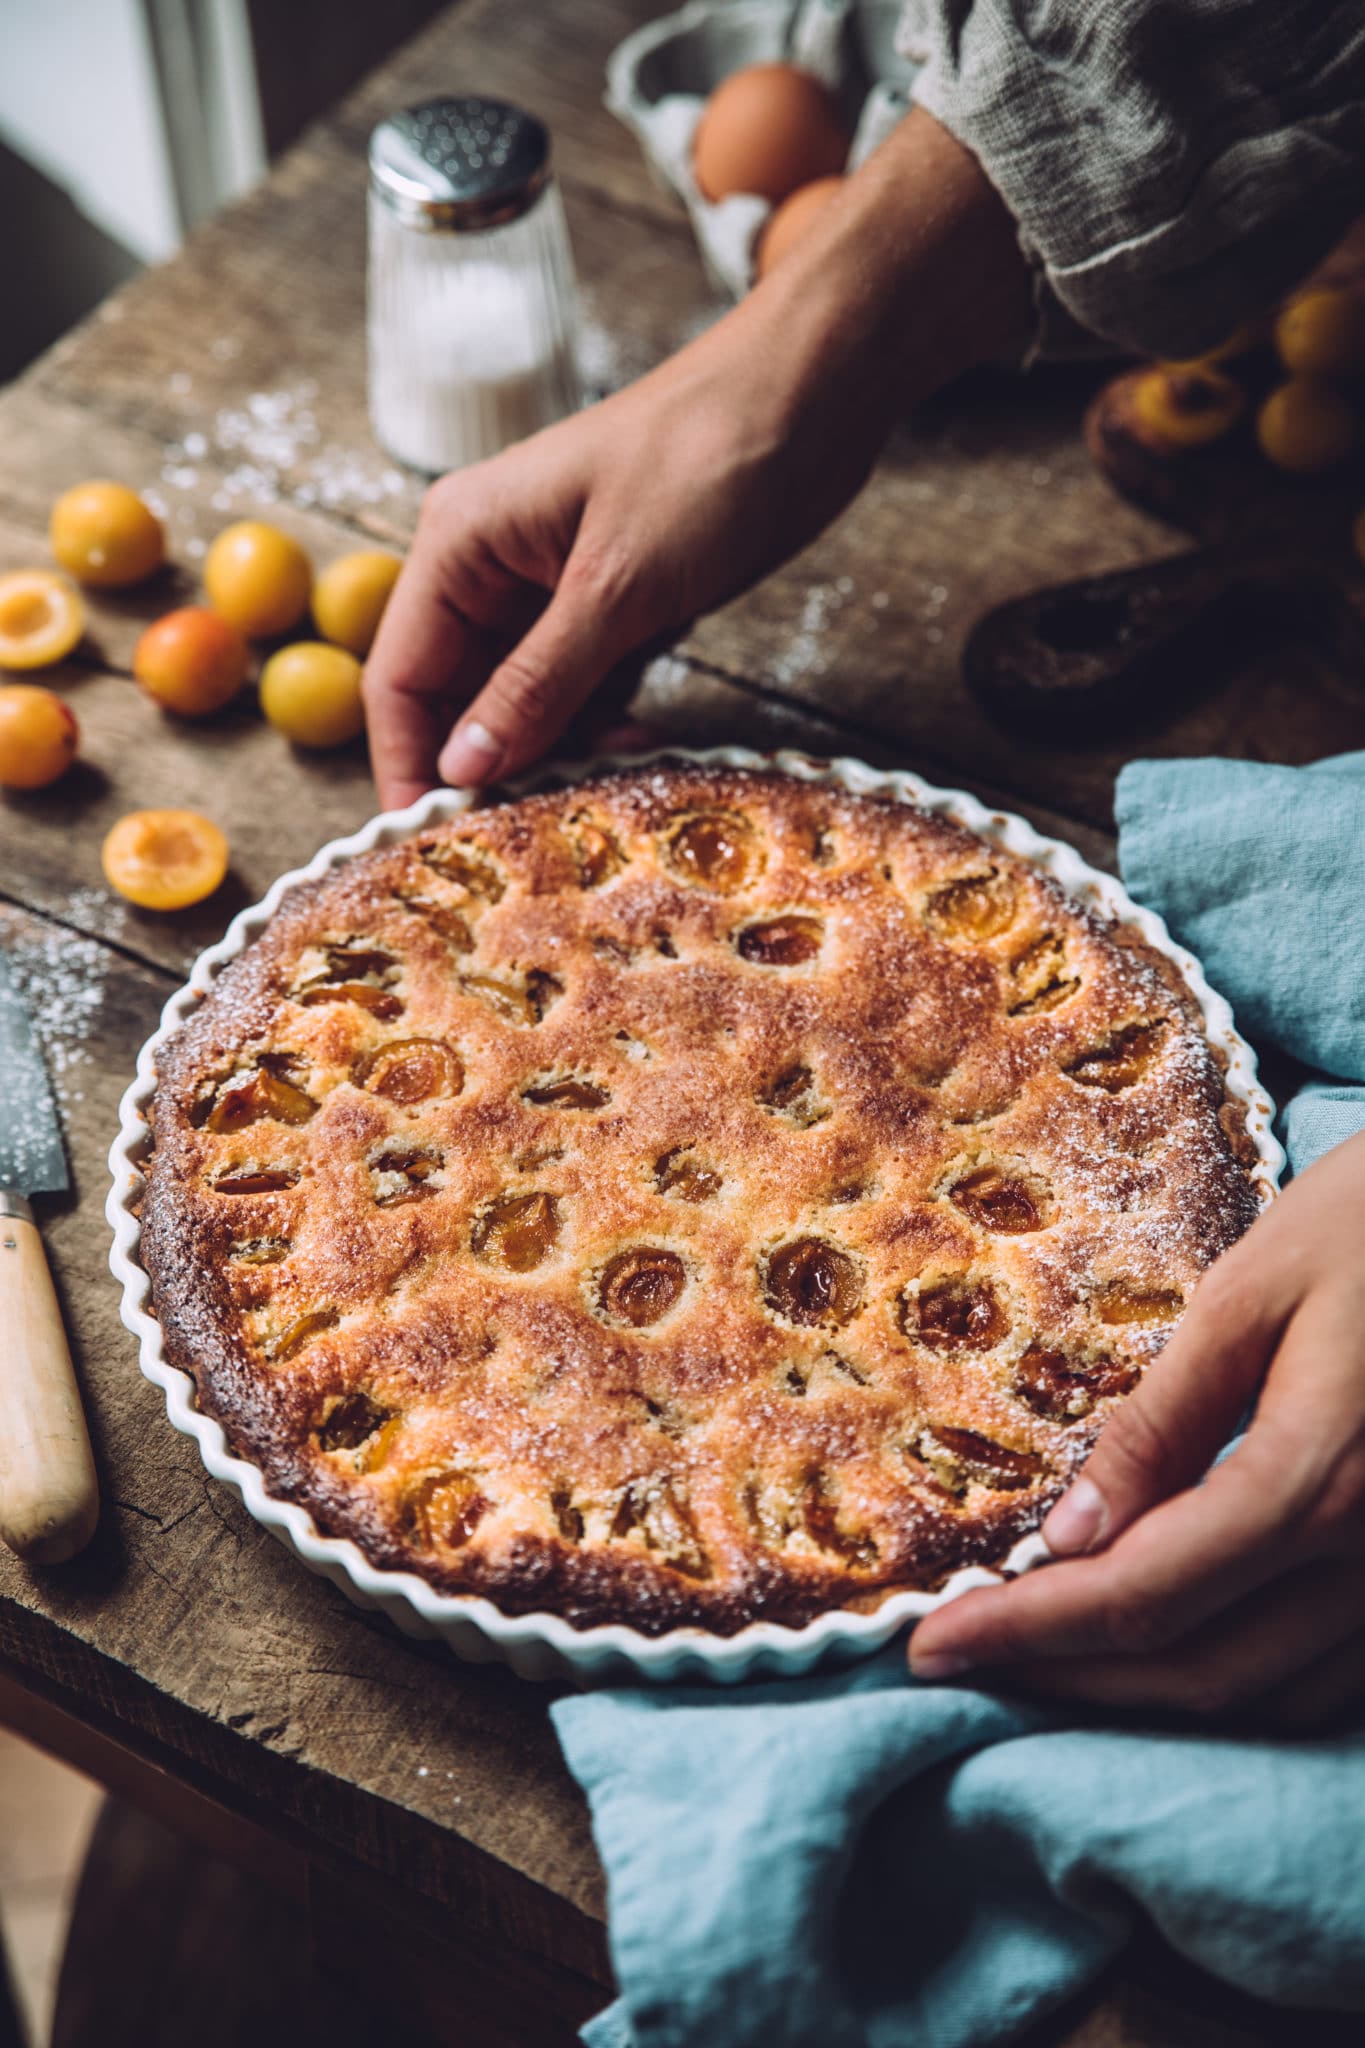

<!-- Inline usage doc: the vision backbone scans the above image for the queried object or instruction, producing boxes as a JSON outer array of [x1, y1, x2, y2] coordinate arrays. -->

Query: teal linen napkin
[[553, 754, 1365, 2048]]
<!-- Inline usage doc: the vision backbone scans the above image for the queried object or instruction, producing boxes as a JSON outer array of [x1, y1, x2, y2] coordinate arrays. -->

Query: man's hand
[[909, 1131, 1365, 1730], [362, 109, 1030, 808]]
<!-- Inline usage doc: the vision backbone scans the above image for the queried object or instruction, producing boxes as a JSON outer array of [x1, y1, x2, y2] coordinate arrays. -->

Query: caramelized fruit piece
[[925, 867, 1018, 941], [0, 683, 79, 787], [568, 816, 625, 887], [1096, 1285, 1183, 1326], [0, 572, 84, 674], [356, 1038, 462, 1105], [764, 1236, 863, 1328], [472, 1191, 560, 1271], [920, 1425, 1044, 1492], [654, 1148, 722, 1201], [663, 810, 759, 893], [406, 1470, 490, 1549], [1007, 933, 1079, 1016], [1015, 1345, 1139, 1422], [204, 1062, 317, 1132], [303, 982, 402, 1018], [525, 969, 563, 1020], [316, 1390, 393, 1453], [523, 1075, 609, 1109], [803, 1478, 878, 1567], [1065, 1021, 1167, 1092], [551, 1486, 585, 1542], [903, 1278, 1008, 1352], [757, 1062, 827, 1126], [598, 1247, 686, 1327], [204, 520, 311, 638], [950, 1166, 1051, 1234], [417, 839, 505, 900], [266, 1307, 339, 1361], [229, 1235, 291, 1264], [369, 1147, 442, 1205], [299, 944, 402, 1018], [101, 808, 229, 910], [211, 1164, 300, 1195], [395, 889, 473, 952], [610, 1476, 708, 1576], [50, 480, 164, 588], [457, 974, 535, 1025], [736, 914, 824, 966]]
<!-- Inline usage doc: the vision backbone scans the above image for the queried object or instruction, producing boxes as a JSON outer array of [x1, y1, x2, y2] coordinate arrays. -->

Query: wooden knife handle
[[0, 1194, 98, 1563]]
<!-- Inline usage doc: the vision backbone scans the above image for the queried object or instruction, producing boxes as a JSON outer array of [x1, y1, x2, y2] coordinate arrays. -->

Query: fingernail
[[440, 721, 502, 786], [1043, 1475, 1107, 1556], [910, 1647, 971, 1682]]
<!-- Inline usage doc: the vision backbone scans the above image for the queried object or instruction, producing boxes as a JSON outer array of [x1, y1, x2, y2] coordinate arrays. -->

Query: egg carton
[[605, 0, 921, 296]]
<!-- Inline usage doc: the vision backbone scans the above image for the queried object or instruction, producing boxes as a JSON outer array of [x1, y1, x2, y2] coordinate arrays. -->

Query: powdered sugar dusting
[[147, 376, 413, 529], [1, 918, 109, 1188]]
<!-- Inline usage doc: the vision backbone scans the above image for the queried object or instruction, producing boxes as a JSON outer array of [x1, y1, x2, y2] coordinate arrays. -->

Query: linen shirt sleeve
[[897, 0, 1365, 359]]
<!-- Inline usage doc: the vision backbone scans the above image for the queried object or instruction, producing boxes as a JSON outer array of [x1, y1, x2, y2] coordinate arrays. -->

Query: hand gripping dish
[[108, 750, 1281, 1683]]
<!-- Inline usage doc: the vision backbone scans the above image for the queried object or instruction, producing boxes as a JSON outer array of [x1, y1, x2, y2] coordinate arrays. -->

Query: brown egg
[[756, 175, 845, 278], [693, 63, 848, 205]]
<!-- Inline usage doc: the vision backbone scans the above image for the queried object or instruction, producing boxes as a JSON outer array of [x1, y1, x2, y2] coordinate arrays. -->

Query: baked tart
[[142, 765, 1262, 1635]]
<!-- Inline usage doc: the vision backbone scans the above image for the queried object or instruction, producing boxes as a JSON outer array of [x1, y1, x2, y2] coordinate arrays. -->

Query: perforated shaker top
[[369, 97, 551, 232]]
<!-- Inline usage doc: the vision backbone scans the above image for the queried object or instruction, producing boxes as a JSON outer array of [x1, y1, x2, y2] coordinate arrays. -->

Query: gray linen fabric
[[898, 1, 1365, 358]]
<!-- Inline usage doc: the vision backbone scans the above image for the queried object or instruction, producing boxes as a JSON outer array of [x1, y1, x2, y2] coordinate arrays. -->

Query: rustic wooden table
[[2, 4, 1361, 2043]]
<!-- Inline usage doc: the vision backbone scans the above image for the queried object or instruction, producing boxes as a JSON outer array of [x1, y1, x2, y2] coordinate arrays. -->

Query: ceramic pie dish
[[107, 747, 1282, 1683]]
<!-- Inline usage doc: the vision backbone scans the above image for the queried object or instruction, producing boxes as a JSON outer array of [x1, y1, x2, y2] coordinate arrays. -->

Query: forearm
[[658, 107, 1032, 463]]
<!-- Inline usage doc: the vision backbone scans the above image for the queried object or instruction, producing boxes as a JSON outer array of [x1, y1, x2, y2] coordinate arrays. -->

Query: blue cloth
[[552, 754, 1365, 2048]]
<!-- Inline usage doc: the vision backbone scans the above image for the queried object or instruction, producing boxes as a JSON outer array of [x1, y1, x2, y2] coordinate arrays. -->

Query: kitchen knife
[[0, 948, 98, 1563]]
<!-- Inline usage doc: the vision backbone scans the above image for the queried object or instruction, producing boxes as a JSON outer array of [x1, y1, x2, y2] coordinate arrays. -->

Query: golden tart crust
[[142, 766, 1260, 1635]]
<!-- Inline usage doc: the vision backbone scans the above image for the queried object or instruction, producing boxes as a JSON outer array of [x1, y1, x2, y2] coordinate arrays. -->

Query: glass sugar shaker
[[367, 96, 583, 475]]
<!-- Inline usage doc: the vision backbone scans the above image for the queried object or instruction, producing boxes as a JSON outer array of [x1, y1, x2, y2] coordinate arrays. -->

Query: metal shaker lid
[[369, 97, 551, 232]]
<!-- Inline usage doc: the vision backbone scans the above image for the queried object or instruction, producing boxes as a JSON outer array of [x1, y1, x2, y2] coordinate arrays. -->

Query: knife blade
[[0, 948, 70, 1200], [0, 945, 98, 1564]]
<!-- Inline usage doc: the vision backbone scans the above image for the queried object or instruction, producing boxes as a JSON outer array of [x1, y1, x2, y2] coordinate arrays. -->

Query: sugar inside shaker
[[367, 96, 583, 474]]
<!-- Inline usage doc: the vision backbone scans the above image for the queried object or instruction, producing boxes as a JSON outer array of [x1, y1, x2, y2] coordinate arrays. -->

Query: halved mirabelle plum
[[101, 808, 229, 910], [312, 550, 401, 657], [133, 607, 250, 717], [259, 642, 364, 748], [1131, 365, 1244, 450], [204, 521, 311, 638], [0, 570, 85, 671], [0, 684, 79, 789], [50, 480, 165, 588]]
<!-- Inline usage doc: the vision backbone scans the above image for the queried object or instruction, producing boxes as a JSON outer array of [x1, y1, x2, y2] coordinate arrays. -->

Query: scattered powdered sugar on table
[[767, 581, 855, 687], [147, 371, 411, 531], [3, 918, 110, 1127]]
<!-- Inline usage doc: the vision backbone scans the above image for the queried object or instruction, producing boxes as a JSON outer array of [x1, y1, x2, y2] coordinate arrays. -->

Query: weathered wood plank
[[678, 377, 1365, 830], [0, 900, 606, 1963]]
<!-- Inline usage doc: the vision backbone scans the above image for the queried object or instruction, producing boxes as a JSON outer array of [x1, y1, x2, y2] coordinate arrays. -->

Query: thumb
[[437, 551, 648, 786], [1043, 1253, 1285, 1558]]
